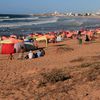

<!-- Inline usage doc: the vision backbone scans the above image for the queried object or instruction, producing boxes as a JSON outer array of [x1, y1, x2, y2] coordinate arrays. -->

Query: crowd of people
[[0, 28, 99, 60]]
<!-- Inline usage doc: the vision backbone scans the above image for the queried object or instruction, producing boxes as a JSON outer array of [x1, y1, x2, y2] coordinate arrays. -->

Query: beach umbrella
[[10, 35, 17, 38], [44, 34, 50, 39], [49, 35, 55, 39], [1, 36, 8, 40], [9, 38, 22, 44], [67, 33, 73, 38]]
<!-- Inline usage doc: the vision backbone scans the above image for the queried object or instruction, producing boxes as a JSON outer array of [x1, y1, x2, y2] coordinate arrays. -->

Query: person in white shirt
[[28, 50, 33, 59]]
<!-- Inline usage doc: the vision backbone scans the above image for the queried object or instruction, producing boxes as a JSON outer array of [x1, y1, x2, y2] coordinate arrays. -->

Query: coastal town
[[33, 11, 100, 17]]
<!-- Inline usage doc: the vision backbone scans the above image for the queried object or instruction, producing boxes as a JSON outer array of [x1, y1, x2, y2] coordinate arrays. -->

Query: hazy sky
[[0, 0, 100, 14]]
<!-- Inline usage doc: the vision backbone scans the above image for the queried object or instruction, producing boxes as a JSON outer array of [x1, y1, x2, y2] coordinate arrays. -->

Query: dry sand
[[0, 35, 100, 100]]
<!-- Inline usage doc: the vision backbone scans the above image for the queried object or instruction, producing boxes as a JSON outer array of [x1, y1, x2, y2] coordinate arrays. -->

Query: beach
[[1, 0, 100, 99], [0, 33, 100, 99]]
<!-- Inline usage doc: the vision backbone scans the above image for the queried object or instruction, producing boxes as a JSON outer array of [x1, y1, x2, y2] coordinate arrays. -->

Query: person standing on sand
[[77, 31, 83, 44], [17, 46, 25, 60], [78, 35, 83, 44]]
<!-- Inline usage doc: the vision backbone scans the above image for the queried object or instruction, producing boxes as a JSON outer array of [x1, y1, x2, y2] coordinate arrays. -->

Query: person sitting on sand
[[36, 50, 41, 57], [56, 35, 62, 42], [35, 48, 45, 58], [39, 48, 45, 57], [85, 34, 90, 42], [28, 50, 33, 59]]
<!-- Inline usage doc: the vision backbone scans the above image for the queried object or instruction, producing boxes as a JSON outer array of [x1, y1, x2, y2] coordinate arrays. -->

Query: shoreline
[[55, 15, 100, 19]]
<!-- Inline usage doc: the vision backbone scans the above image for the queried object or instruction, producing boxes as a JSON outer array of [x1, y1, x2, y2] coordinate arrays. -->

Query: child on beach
[[8, 53, 14, 60]]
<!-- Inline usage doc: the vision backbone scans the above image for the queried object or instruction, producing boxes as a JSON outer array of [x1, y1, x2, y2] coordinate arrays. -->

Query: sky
[[0, 0, 100, 14]]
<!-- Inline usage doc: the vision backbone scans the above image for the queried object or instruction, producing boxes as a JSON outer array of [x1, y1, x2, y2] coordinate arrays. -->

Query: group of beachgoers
[[25, 48, 45, 59], [0, 27, 100, 60]]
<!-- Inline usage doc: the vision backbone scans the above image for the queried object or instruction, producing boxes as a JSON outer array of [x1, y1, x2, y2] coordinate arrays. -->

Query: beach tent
[[14, 42, 25, 53], [7, 38, 24, 53], [0, 44, 2, 54], [1, 44, 14, 54], [0, 39, 14, 54], [36, 36, 48, 47], [24, 42, 36, 51]]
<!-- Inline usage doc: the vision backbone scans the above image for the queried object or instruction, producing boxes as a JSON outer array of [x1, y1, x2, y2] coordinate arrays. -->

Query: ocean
[[0, 14, 100, 36]]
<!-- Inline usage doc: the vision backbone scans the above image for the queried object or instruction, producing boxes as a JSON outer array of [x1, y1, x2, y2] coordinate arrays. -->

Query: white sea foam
[[33, 17, 58, 25], [0, 17, 39, 21], [67, 19, 83, 26], [0, 17, 58, 28], [74, 21, 83, 25], [0, 16, 9, 19]]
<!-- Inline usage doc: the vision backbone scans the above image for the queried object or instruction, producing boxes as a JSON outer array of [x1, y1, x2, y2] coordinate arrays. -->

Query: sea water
[[0, 14, 100, 36]]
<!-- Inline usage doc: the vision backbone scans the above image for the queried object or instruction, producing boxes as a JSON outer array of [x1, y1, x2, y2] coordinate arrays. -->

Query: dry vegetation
[[70, 57, 84, 63], [0, 61, 99, 100]]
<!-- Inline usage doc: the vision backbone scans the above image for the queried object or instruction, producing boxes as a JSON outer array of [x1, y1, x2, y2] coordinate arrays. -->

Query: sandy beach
[[0, 33, 100, 100]]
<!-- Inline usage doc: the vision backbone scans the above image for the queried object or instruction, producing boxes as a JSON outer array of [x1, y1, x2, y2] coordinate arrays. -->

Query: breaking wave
[[0, 17, 58, 28], [0, 17, 39, 22]]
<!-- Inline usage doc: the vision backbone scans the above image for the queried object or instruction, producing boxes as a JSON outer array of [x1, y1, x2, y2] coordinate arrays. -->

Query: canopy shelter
[[14, 42, 25, 53], [0, 39, 13, 44], [36, 36, 48, 47], [24, 42, 36, 51]]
